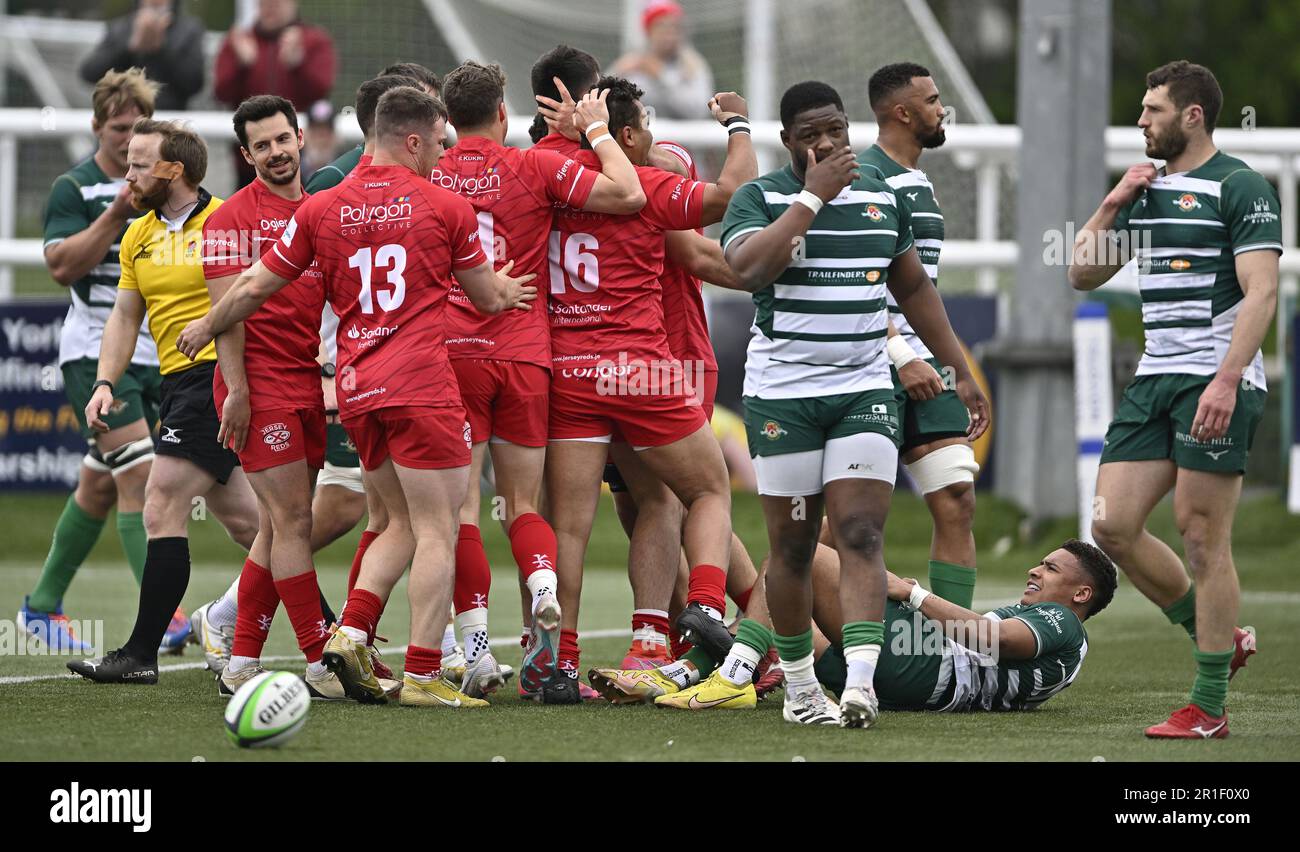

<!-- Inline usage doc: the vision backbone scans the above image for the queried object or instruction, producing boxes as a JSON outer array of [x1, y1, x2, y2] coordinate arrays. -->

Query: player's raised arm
[[699, 92, 758, 225], [1068, 162, 1156, 291], [454, 258, 537, 315], [176, 259, 292, 359], [723, 147, 857, 290], [887, 246, 989, 440], [574, 88, 646, 214]]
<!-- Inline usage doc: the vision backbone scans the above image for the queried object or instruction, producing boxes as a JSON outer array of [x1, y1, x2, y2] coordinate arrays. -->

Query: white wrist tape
[[886, 334, 919, 369], [588, 133, 616, 149], [794, 190, 824, 215], [584, 120, 607, 134], [908, 583, 931, 610]]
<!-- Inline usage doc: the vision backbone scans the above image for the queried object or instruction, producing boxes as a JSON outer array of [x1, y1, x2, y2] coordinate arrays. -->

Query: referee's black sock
[[123, 537, 191, 662]]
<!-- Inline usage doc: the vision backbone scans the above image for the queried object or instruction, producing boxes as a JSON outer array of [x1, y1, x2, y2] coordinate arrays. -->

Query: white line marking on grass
[[0, 627, 630, 686]]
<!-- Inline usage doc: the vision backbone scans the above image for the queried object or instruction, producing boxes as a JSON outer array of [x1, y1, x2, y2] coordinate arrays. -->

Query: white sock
[[440, 623, 458, 656], [527, 569, 558, 605], [208, 577, 240, 628], [306, 660, 328, 677], [719, 642, 763, 687], [845, 644, 881, 691], [455, 608, 490, 664], [340, 625, 366, 644], [659, 659, 701, 689], [405, 671, 433, 684], [228, 655, 257, 674], [631, 625, 668, 651], [780, 653, 818, 694]]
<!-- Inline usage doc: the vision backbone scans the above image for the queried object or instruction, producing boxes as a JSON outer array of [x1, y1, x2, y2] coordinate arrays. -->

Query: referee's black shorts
[[155, 361, 239, 484]]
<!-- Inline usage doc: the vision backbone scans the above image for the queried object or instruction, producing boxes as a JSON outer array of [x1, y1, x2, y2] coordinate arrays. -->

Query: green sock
[[1189, 648, 1233, 718], [841, 620, 885, 651], [116, 511, 147, 585], [928, 560, 976, 608], [28, 495, 107, 612], [683, 645, 718, 678], [1161, 586, 1197, 641], [773, 628, 814, 663], [734, 618, 774, 656]]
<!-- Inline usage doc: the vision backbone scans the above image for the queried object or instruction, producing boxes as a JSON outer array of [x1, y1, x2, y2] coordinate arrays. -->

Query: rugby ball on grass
[[224, 670, 309, 748]]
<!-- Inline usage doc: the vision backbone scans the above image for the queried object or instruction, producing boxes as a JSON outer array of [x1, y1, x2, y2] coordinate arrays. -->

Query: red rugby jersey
[[549, 152, 706, 368], [202, 177, 322, 410], [432, 136, 596, 366], [262, 163, 486, 418]]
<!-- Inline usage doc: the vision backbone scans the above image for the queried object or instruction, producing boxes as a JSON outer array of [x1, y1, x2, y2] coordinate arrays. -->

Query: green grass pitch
[[1, 489, 1297, 762]]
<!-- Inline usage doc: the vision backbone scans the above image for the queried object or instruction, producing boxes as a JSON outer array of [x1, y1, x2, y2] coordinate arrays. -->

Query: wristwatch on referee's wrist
[[91, 379, 114, 393], [320, 363, 336, 379]]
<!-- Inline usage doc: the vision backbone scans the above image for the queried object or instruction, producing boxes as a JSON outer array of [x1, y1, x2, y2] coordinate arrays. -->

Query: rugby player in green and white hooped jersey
[[662, 81, 989, 728], [17, 69, 172, 655], [1070, 61, 1278, 740], [855, 62, 981, 622], [808, 537, 1117, 713]]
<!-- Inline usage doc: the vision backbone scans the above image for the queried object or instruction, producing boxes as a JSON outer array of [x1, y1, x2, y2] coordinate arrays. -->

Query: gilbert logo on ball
[[224, 670, 309, 749]]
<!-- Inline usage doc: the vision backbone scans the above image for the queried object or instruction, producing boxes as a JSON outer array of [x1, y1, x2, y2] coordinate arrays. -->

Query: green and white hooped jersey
[[1116, 151, 1282, 390], [900, 601, 1087, 712], [859, 144, 943, 360], [44, 157, 158, 367], [720, 165, 914, 400]]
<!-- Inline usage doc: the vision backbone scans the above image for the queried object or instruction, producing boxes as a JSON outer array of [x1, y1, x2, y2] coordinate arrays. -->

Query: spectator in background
[[215, 0, 336, 185], [300, 99, 339, 185], [79, 0, 205, 110], [612, 1, 714, 120]]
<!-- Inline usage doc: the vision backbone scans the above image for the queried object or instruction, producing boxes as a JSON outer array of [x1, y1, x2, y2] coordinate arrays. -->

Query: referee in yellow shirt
[[69, 118, 259, 684]]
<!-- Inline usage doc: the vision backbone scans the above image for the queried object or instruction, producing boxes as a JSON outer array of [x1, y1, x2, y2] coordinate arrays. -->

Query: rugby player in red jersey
[[178, 87, 537, 708], [198, 95, 354, 699], [532, 50, 763, 674], [433, 61, 646, 699], [540, 76, 757, 703]]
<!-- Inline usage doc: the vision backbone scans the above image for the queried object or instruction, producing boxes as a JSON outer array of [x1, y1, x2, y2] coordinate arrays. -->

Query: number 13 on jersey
[[348, 244, 407, 314]]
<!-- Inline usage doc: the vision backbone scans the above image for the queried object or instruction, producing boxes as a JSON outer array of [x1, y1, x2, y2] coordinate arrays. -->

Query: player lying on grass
[[594, 539, 1117, 716]]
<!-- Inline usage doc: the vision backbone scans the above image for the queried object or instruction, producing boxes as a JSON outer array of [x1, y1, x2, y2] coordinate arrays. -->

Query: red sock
[[231, 558, 278, 659], [274, 571, 330, 664], [347, 530, 380, 594], [687, 563, 727, 613], [670, 627, 692, 659], [404, 644, 442, 679], [453, 525, 492, 614], [731, 582, 755, 614], [341, 588, 382, 642], [558, 628, 580, 677], [632, 609, 671, 636], [508, 513, 557, 582]]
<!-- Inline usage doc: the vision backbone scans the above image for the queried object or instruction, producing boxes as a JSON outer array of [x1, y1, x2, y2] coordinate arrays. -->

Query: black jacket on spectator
[[79, 1, 206, 110]]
